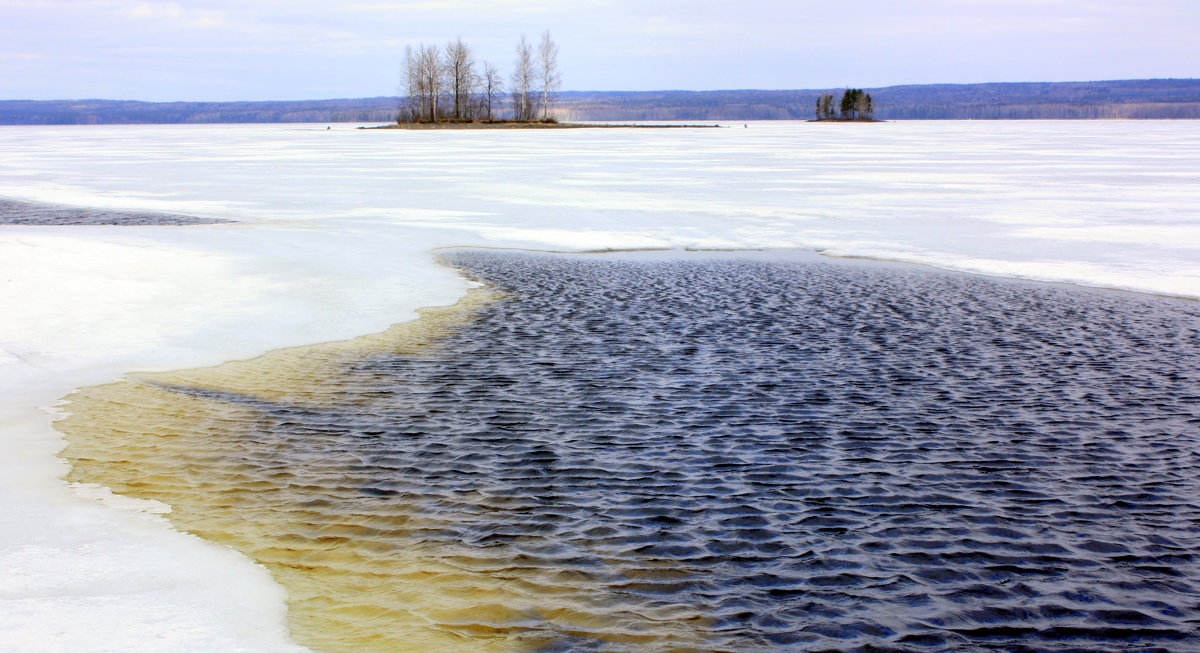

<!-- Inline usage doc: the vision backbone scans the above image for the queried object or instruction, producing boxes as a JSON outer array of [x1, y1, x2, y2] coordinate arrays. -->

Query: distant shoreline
[[807, 118, 887, 123], [366, 121, 721, 130], [4, 80, 1198, 124]]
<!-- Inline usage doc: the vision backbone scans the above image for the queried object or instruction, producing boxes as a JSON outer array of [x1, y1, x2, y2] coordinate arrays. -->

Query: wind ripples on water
[[63, 251, 1200, 652]]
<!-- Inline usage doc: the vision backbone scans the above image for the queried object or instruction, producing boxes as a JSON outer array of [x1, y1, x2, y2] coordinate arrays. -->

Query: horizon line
[[4, 77, 1198, 105]]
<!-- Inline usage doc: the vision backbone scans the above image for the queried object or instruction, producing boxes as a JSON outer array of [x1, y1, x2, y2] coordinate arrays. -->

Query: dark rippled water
[[67, 250, 1200, 652], [350, 251, 1200, 651], [0, 198, 229, 224]]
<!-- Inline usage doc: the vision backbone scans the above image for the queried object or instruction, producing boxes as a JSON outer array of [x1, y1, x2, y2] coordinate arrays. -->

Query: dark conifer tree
[[839, 89, 859, 119]]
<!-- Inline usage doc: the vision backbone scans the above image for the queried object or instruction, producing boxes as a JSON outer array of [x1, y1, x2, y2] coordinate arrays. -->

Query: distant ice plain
[[0, 120, 1196, 651]]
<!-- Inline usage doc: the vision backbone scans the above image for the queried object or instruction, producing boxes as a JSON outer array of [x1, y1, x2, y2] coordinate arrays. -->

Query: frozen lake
[[0, 120, 1197, 651], [1, 120, 1197, 297]]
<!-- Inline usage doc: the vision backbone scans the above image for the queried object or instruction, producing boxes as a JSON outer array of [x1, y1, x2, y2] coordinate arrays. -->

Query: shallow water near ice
[[61, 250, 1200, 652]]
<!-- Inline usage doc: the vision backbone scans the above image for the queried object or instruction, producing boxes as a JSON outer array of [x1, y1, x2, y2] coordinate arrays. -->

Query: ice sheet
[[0, 223, 468, 652], [0, 120, 1196, 651]]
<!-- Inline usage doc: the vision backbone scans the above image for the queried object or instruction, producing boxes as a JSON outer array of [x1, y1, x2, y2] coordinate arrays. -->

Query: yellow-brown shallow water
[[61, 280, 709, 652], [60, 251, 1200, 652], [60, 287, 628, 653]]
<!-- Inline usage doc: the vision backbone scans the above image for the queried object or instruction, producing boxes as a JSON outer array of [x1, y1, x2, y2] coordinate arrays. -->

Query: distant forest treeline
[[561, 80, 1200, 121], [2, 79, 1198, 124], [0, 97, 401, 125]]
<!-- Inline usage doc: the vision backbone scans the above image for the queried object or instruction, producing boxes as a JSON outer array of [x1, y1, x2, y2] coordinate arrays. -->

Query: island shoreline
[[364, 121, 722, 130]]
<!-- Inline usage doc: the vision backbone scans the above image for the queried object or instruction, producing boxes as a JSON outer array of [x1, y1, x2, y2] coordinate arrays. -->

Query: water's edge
[[56, 248, 1200, 652]]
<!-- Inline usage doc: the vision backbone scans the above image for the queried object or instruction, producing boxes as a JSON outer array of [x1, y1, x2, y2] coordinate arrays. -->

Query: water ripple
[[63, 251, 1200, 652]]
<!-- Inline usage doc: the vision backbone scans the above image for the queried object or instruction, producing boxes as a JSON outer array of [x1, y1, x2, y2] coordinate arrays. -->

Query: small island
[[370, 122, 718, 130], [380, 32, 715, 130], [812, 88, 883, 122]]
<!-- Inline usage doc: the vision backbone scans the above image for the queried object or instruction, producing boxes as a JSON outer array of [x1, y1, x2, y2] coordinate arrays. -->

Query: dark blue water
[[301, 250, 1198, 651], [0, 198, 229, 224]]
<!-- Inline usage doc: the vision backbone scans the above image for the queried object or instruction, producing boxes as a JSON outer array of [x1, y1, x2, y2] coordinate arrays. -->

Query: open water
[[0, 198, 229, 225], [63, 250, 1200, 652]]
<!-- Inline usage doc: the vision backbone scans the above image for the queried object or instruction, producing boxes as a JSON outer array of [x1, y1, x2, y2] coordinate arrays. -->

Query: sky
[[1, 0, 1197, 101]]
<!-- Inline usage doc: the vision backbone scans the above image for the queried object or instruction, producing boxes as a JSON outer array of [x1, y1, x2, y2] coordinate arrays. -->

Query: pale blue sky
[[2, 0, 1196, 101]]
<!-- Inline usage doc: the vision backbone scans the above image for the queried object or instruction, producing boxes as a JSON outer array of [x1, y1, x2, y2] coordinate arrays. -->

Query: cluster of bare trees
[[815, 89, 874, 121], [402, 31, 560, 123]]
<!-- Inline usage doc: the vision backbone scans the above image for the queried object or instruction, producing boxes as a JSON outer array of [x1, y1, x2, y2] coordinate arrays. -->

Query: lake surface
[[1, 120, 1197, 298], [6, 119, 1196, 651], [62, 250, 1200, 652]]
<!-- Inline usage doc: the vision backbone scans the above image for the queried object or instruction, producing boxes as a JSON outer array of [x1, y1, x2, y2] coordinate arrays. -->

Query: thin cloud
[[1, 0, 1195, 100], [126, 1, 228, 28]]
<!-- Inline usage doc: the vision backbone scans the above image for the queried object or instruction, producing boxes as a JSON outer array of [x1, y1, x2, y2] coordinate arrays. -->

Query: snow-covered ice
[[0, 120, 1196, 651]]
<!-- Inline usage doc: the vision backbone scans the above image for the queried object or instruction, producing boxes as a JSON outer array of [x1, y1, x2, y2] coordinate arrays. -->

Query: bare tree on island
[[445, 38, 477, 121], [401, 43, 445, 122], [538, 30, 561, 121], [481, 62, 504, 121], [857, 92, 874, 120], [815, 93, 836, 120], [401, 46, 420, 122], [398, 33, 561, 124], [511, 35, 536, 121]]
